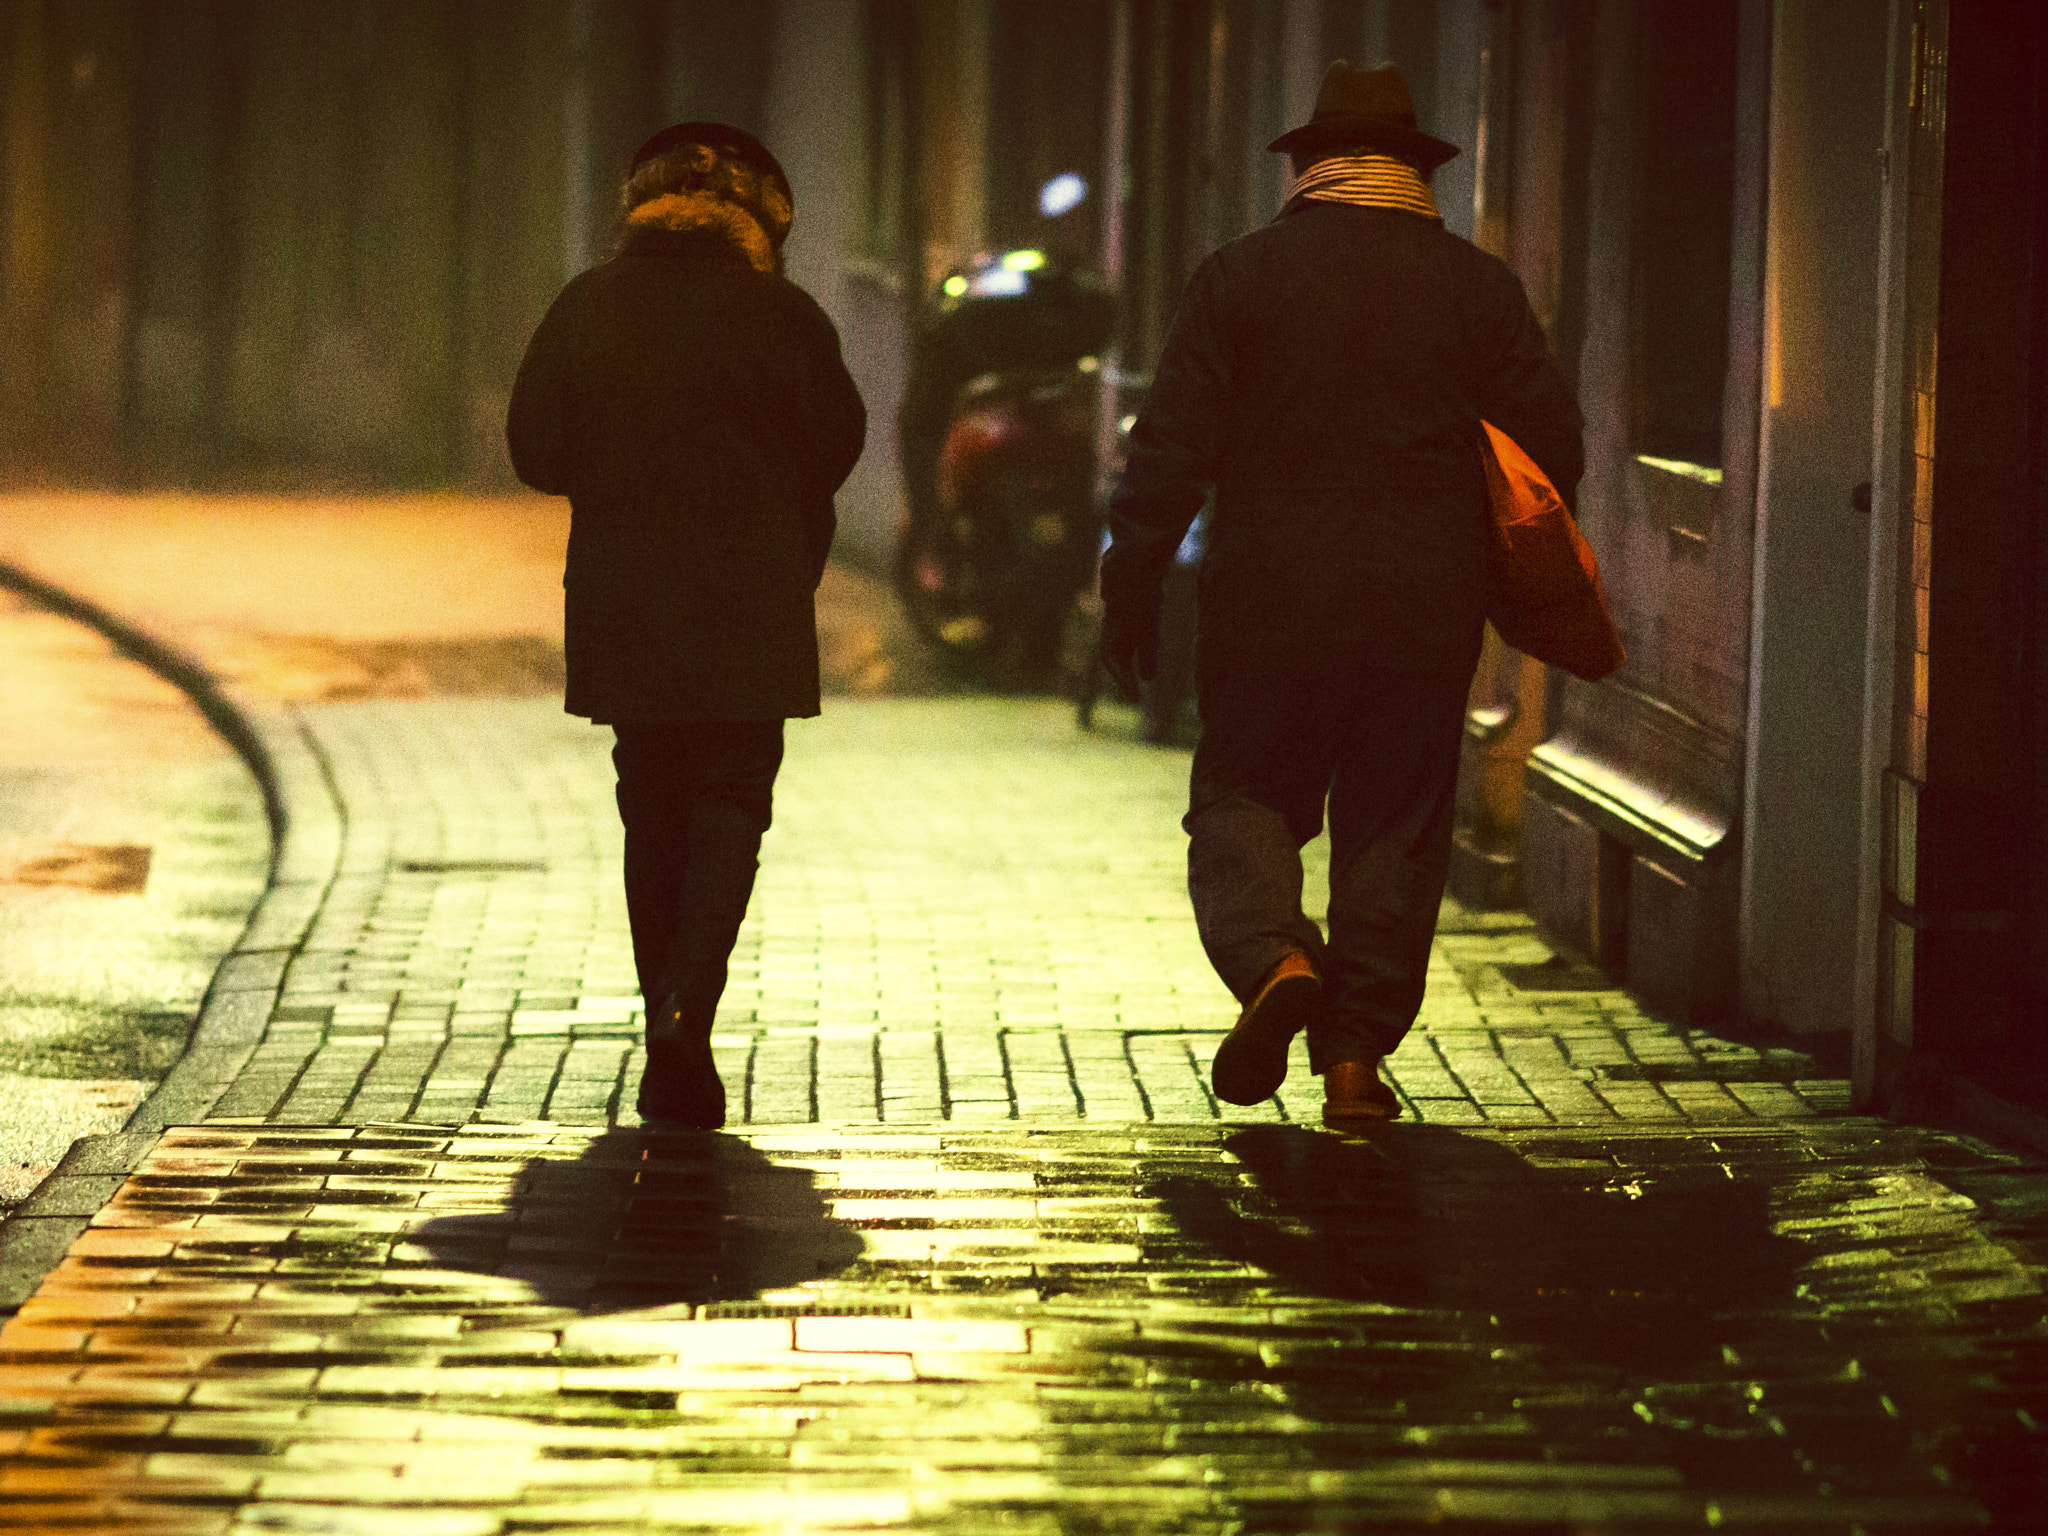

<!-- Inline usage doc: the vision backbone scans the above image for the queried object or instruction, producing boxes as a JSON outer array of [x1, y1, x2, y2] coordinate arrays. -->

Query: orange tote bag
[[1479, 422, 1625, 682]]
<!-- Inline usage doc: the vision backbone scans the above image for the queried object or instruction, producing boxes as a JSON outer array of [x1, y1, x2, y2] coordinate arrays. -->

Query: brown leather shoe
[[1322, 1058, 1399, 1129], [1211, 951, 1320, 1105]]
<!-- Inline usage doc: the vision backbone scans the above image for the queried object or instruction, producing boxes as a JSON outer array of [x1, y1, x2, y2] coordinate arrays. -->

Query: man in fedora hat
[[507, 122, 866, 1129], [1100, 63, 1582, 1128]]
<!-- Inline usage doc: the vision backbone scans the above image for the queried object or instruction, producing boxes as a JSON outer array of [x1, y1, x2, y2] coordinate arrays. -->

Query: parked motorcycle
[[895, 249, 1116, 685]]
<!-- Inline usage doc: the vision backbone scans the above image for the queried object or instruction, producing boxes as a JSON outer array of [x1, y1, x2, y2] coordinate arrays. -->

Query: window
[[1632, 1, 1741, 469]]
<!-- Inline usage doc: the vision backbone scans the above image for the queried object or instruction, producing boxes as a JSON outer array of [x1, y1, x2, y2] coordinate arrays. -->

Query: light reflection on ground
[[1, 1118, 2039, 1531]]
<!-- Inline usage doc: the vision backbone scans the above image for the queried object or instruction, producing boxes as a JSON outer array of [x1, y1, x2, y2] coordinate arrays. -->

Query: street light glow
[[1039, 172, 1087, 216]]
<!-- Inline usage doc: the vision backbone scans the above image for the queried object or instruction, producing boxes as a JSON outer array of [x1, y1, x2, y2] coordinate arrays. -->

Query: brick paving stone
[[142, 693, 1867, 1134], [0, 1119, 2040, 1532], [21, 679, 2018, 1525]]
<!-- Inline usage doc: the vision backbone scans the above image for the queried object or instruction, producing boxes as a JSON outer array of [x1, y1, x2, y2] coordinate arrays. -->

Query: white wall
[[765, 0, 902, 571], [1429, 0, 1483, 243], [1739, 0, 1891, 1034]]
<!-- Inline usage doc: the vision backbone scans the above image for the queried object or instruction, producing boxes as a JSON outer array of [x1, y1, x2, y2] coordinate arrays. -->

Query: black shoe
[[636, 993, 725, 1129]]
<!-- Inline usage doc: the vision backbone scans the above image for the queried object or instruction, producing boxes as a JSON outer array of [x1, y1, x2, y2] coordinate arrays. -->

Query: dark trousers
[[612, 721, 785, 1034], [1185, 666, 1469, 1072]]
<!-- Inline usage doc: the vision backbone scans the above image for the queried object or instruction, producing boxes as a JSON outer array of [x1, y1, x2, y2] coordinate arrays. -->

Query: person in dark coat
[[506, 121, 866, 1129], [1099, 63, 1582, 1129]]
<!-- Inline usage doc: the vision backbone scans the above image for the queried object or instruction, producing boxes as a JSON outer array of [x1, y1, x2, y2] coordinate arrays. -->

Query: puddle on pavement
[[200, 635, 568, 701], [0, 842, 150, 894]]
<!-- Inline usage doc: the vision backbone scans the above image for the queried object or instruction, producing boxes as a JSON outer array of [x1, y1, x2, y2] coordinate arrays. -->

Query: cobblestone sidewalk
[[8, 691, 2044, 1535], [8, 512, 2039, 1531], [187, 695, 1848, 1133], [2, 1117, 2042, 1532]]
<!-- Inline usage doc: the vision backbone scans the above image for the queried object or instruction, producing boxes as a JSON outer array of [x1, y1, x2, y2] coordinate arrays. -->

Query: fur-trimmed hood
[[626, 192, 780, 274]]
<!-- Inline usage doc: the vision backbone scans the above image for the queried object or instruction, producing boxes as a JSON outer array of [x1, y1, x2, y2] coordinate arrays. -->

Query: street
[[0, 589, 266, 1213], [0, 494, 2042, 1533]]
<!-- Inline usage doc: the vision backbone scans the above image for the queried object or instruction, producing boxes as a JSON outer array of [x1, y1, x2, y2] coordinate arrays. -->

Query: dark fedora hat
[[1267, 61, 1459, 170], [628, 120, 791, 206]]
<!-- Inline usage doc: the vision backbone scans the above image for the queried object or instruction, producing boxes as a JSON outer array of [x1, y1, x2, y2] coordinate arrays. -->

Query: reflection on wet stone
[[409, 1130, 865, 1309], [0, 1120, 2041, 1531], [1159, 1126, 1806, 1369]]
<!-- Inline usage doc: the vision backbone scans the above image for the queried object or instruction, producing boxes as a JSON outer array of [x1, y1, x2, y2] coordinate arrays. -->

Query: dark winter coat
[[506, 225, 866, 721], [1103, 199, 1583, 690]]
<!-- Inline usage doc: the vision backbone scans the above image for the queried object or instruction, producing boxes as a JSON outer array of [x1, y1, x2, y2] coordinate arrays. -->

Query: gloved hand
[[1099, 602, 1159, 704]]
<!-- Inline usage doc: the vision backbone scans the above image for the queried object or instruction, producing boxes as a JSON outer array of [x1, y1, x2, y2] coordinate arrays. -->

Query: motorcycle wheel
[[892, 519, 992, 655]]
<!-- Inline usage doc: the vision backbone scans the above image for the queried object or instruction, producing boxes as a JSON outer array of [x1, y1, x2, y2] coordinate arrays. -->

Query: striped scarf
[[1285, 153, 1440, 220]]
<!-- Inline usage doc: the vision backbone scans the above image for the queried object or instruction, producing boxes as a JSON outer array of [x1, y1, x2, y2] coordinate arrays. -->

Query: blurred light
[[1118, 414, 1137, 434], [943, 274, 969, 298], [1634, 453, 1723, 486], [1077, 356, 1100, 373], [970, 268, 1028, 297], [1002, 249, 1047, 272], [1039, 173, 1088, 217]]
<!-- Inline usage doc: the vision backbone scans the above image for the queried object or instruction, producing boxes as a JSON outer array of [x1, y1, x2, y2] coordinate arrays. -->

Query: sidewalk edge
[[1921, 1068, 2048, 1160], [122, 708, 337, 1136], [0, 1134, 158, 1310], [0, 559, 286, 855], [0, 561, 344, 1306]]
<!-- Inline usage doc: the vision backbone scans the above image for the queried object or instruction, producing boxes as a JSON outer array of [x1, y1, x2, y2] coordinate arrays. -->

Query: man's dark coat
[[507, 226, 866, 722], [1103, 200, 1583, 690]]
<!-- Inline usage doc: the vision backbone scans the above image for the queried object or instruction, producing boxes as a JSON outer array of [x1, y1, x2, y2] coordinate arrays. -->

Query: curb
[[121, 706, 338, 1137], [1948, 1075, 2048, 1158], [0, 560, 287, 856], [0, 560, 343, 1309], [1900, 1064, 2048, 1162]]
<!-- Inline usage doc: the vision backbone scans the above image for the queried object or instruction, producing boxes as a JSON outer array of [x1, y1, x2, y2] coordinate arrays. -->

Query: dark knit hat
[[1267, 62, 1459, 170]]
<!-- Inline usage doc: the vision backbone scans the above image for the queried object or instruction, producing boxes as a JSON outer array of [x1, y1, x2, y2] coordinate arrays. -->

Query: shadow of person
[[406, 1128, 866, 1313], [1155, 1123, 1807, 1374]]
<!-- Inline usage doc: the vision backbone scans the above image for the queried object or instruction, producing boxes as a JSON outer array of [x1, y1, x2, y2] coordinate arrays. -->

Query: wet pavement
[[0, 494, 2043, 1533], [0, 589, 267, 1213], [5, 1119, 2042, 1533]]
